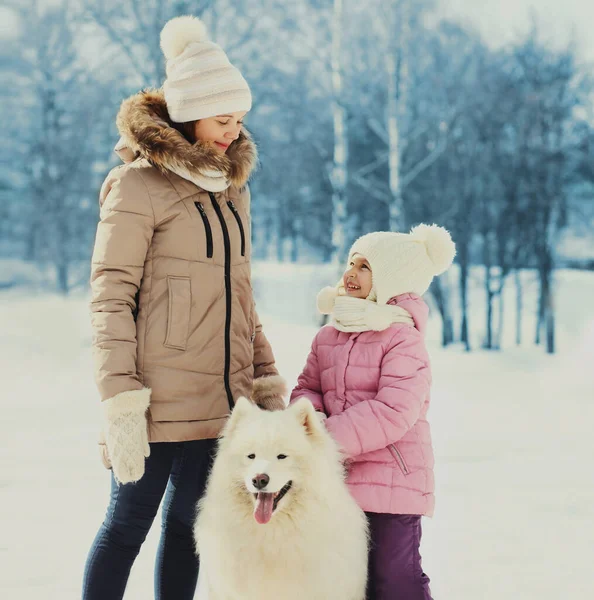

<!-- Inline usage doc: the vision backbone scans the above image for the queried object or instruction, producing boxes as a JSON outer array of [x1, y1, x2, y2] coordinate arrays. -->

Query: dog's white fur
[[195, 397, 368, 600]]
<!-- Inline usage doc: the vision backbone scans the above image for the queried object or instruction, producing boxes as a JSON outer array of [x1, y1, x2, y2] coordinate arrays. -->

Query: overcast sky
[[1, 0, 592, 64], [436, 0, 594, 63]]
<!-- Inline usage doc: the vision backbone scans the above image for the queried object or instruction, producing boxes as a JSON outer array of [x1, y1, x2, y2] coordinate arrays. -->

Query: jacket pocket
[[388, 443, 410, 475], [164, 276, 191, 350], [227, 200, 246, 257], [194, 202, 214, 258]]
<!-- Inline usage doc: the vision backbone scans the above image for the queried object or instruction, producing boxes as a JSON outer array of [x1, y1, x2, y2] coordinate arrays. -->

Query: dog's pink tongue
[[254, 492, 275, 524]]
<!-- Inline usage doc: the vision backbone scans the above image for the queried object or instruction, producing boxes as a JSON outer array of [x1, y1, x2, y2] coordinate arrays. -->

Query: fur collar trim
[[115, 89, 257, 189]]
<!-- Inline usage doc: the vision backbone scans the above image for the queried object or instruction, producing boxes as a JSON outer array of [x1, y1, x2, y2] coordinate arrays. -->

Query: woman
[[83, 16, 286, 600]]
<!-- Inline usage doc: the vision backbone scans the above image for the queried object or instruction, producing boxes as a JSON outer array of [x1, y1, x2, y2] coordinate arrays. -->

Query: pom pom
[[410, 224, 456, 275], [316, 286, 339, 315], [160, 16, 209, 60]]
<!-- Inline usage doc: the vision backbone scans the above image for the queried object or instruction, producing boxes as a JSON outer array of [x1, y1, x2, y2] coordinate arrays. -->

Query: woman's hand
[[103, 389, 151, 484]]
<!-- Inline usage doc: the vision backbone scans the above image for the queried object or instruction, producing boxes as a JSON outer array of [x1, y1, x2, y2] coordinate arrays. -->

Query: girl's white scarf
[[319, 294, 414, 332]]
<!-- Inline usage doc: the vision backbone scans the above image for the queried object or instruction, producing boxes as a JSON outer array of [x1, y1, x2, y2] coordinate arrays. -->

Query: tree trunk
[[514, 269, 523, 346], [494, 278, 506, 350], [290, 226, 298, 263], [535, 282, 544, 346], [386, 0, 410, 231], [443, 314, 454, 347], [484, 266, 494, 350], [535, 245, 555, 350], [541, 253, 556, 354], [545, 292, 555, 354], [431, 277, 454, 347], [459, 246, 471, 352], [386, 49, 403, 231], [330, 0, 349, 263], [56, 261, 69, 295]]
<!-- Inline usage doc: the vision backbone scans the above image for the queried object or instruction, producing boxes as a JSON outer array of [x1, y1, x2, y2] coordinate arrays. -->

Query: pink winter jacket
[[290, 293, 435, 516]]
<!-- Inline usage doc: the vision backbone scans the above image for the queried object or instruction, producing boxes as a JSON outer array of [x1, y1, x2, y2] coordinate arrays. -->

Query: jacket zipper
[[227, 200, 246, 257], [132, 289, 140, 322], [209, 192, 234, 410], [194, 202, 214, 258], [389, 444, 410, 475], [340, 335, 358, 402]]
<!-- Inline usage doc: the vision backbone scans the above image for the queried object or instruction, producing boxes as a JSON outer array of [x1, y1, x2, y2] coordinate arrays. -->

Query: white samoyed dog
[[194, 397, 368, 600]]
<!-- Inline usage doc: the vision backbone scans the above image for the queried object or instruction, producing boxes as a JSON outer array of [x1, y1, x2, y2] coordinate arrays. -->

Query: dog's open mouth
[[253, 481, 292, 525]]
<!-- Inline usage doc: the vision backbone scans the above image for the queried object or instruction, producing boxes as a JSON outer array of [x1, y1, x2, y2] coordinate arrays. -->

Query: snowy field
[[2, 263, 594, 599]]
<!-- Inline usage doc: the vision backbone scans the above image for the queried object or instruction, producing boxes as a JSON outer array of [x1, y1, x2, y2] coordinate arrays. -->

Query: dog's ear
[[290, 398, 324, 438], [222, 396, 255, 438]]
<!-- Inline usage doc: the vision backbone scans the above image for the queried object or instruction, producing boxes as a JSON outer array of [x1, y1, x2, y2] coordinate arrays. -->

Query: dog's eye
[[277, 454, 288, 460], [247, 454, 256, 459]]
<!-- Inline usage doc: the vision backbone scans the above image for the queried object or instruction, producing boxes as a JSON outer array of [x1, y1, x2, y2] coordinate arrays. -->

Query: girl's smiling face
[[343, 255, 373, 299], [193, 111, 247, 153]]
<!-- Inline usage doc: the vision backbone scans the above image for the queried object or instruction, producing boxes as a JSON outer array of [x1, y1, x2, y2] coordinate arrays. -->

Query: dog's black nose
[[252, 473, 269, 490]]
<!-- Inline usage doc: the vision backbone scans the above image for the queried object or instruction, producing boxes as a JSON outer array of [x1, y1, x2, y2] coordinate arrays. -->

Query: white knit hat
[[160, 16, 252, 123], [317, 224, 456, 312]]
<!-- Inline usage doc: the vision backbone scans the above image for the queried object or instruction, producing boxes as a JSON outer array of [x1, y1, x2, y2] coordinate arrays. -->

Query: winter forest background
[[2, 1, 594, 599], [2, 0, 594, 351]]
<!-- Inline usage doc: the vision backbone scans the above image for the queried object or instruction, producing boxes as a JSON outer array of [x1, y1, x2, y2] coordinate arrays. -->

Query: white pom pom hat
[[317, 224, 456, 312], [160, 16, 252, 123]]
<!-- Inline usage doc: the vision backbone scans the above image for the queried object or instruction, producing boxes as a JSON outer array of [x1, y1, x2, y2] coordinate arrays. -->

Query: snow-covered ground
[[2, 263, 593, 599]]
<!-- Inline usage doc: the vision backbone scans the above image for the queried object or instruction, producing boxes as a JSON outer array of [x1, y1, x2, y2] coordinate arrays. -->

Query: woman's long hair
[[171, 120, 198, 143]]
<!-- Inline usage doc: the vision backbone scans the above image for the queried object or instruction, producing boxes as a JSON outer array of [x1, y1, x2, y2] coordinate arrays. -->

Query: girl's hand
[[316, 411, 328, 424]]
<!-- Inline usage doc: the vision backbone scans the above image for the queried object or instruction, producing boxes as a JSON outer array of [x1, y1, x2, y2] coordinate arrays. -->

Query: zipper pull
[[227, 199, 246, 257], [195, 201, 206, 215]]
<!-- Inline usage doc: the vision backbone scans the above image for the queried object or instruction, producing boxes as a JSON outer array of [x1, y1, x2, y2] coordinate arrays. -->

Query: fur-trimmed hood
[[114, 89, 257, 189]]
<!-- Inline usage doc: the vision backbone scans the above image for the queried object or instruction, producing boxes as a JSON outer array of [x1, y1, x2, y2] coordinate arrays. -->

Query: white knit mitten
[[103, 388, 151, 485]]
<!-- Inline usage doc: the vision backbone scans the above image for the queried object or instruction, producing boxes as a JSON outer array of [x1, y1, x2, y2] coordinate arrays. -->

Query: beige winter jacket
[[90, 90, 285, 458]]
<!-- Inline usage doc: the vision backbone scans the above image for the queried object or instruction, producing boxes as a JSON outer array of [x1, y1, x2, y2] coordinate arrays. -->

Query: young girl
[[84, 16, 285, 600], [290, 224, 456, 600]]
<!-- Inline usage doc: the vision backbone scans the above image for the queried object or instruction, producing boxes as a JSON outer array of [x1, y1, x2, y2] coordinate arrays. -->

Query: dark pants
[[83, 439, 216, 600], [366, 512, 433, 600]]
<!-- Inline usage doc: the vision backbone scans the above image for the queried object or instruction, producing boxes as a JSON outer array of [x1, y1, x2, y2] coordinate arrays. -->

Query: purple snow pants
[[365, 513, 433, 600]]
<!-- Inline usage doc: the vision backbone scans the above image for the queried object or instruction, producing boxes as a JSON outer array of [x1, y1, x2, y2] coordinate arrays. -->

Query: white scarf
[[114, 136, 230, 192], [172, 165, 230, 193], [328, 296, 414, 332]]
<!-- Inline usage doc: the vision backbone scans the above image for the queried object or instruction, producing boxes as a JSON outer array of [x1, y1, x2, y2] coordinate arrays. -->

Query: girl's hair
[[172, 120, 198, 144]]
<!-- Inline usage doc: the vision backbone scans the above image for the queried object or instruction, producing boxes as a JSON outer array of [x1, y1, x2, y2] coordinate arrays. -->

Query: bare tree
[[83, 0, 214, 87], [328, 0, 350, 262], [384, 0, 410, 230], [513, 32, 583, 353], [398, 21, 483, 346], [349, 0, 450, 233], [9, 0, 114, 292]]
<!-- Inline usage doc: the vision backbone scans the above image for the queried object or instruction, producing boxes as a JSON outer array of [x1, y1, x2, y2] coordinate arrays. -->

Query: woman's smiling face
[[194, 111, 247, 153]]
